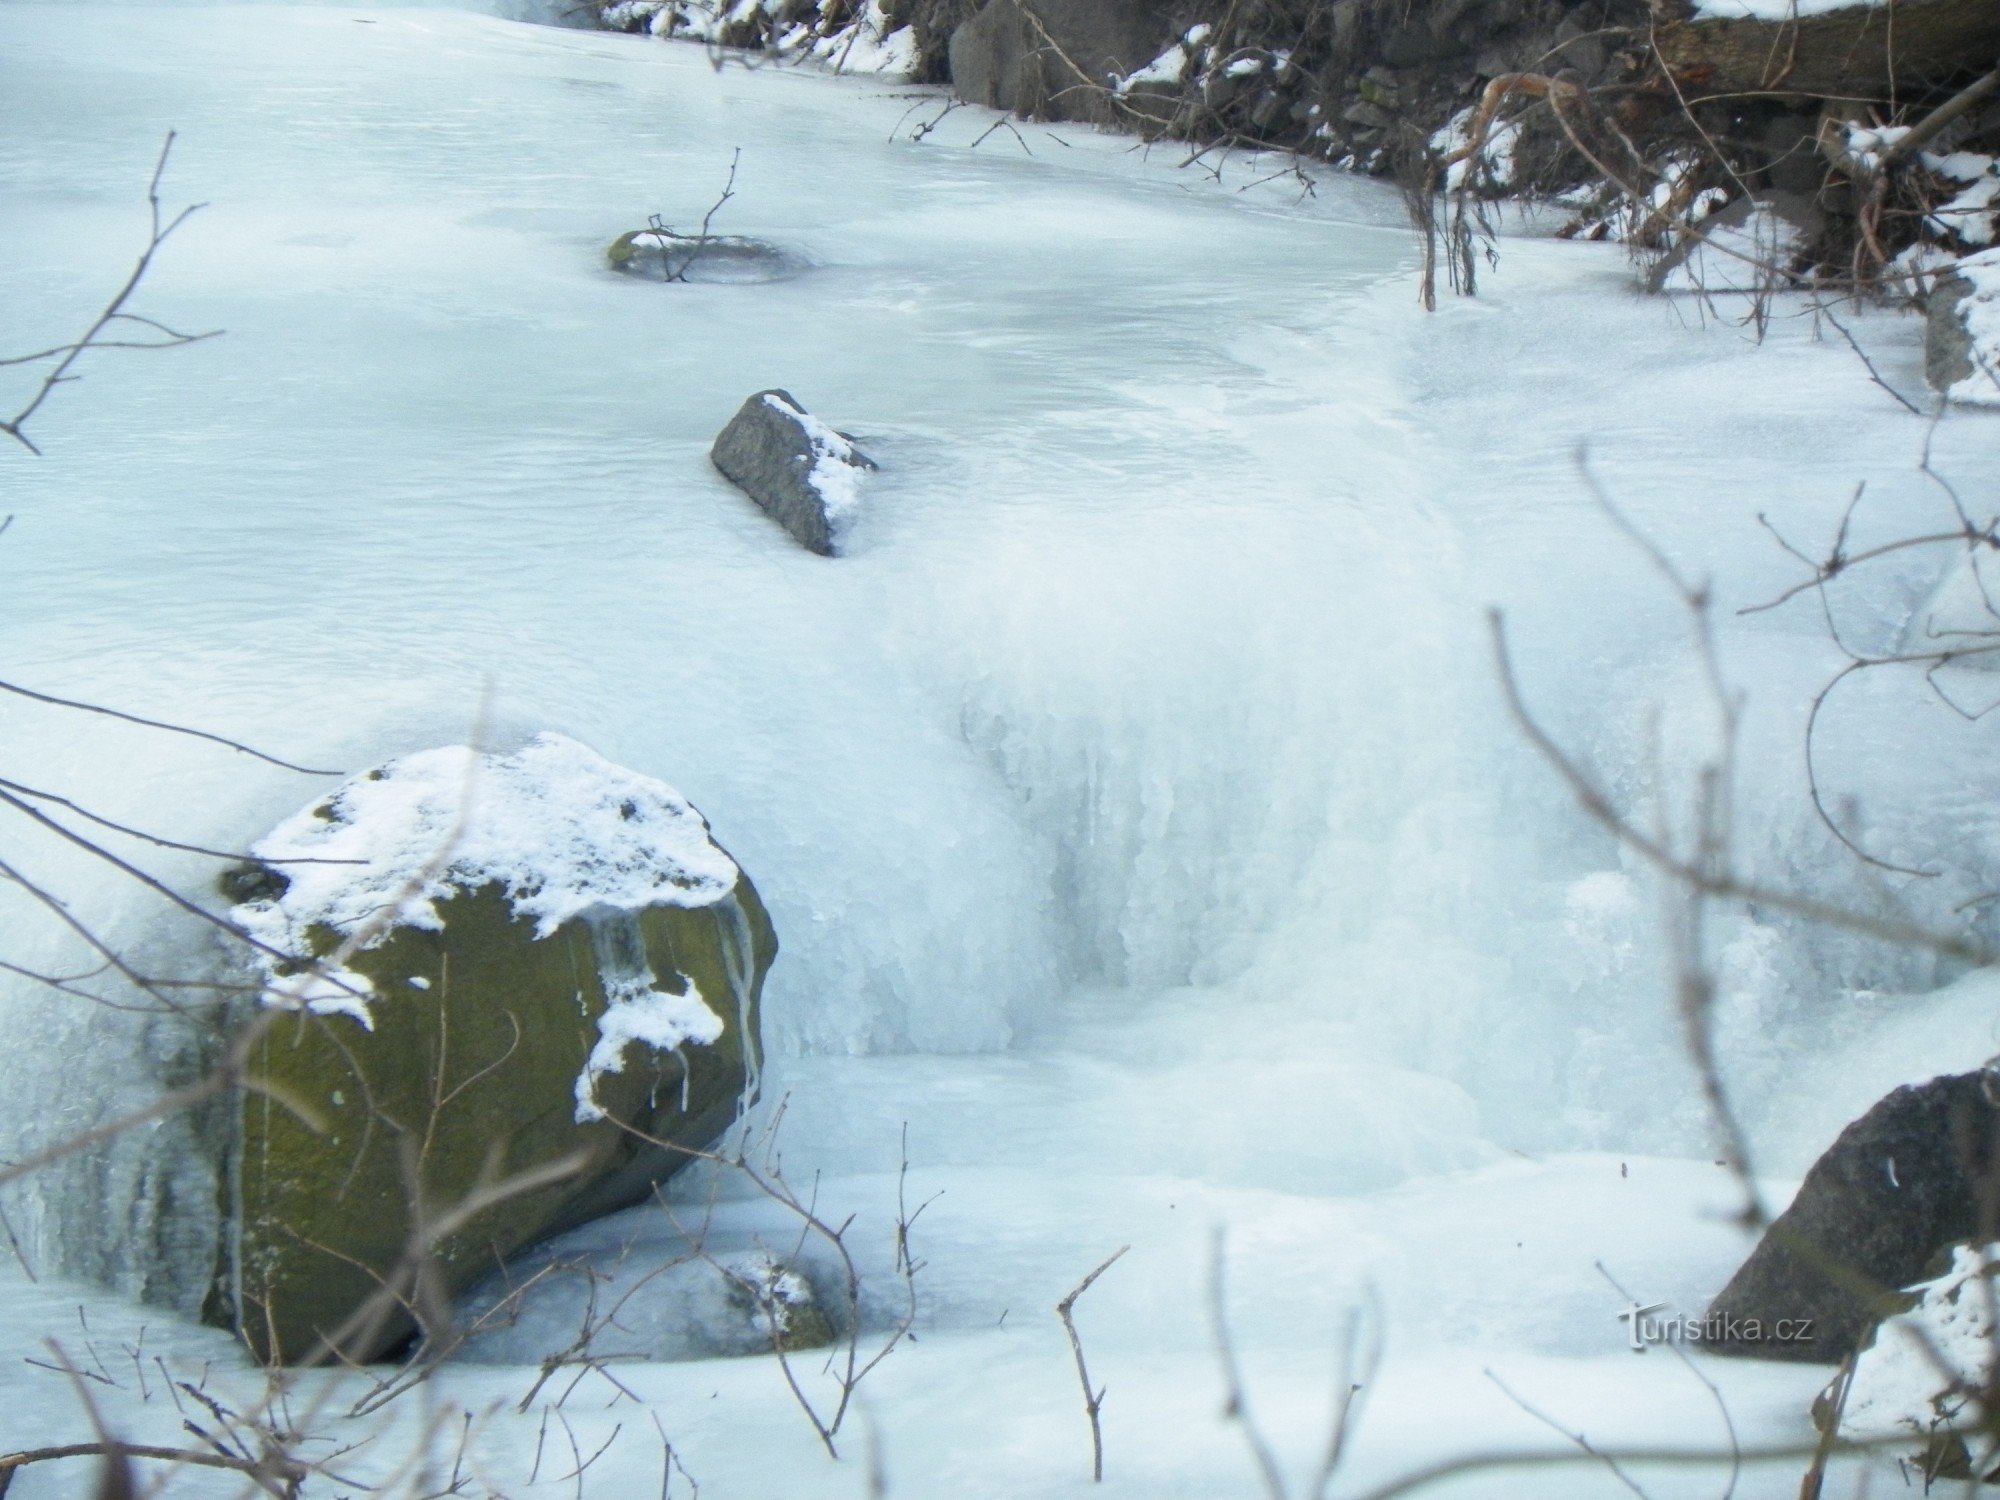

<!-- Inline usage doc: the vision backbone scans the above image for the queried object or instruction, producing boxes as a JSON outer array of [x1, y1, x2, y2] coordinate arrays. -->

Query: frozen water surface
[[3, 2, 2000, 1494]]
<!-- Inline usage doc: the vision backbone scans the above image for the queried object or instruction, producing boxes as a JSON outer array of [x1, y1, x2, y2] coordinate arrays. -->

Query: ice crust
[[4, 4, 2000, 1495]]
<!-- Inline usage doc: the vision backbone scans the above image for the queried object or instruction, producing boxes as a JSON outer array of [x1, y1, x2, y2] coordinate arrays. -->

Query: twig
[[0, 677, 338, 775], [1821, 304, 1927, 416], [2, 133, 219, 455], [1209, 1229, 1290, 1500], [1057, 1245, 1129, 1482], [1877, 66, 2000, 172], [1486, 1369, 1650, 1497]]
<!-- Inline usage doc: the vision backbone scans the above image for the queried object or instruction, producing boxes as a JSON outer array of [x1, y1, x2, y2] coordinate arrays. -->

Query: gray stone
[[1341, 97, 1393, 130], [1706, 1070, 2000, 1364], [1379, 21, 1446, 66], [1928, 272, 1978, 396], [947, 0, 1183, 121], [710, 389, 877, 557], [1758, 111, 1824, 196]]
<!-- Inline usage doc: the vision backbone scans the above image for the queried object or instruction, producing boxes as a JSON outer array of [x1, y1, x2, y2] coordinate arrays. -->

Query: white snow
[[1115, 42, 1191, 94], [1432, 105, 1524, 192], [574, 970, 725, 1121], [2, 3, 1999, 1497], [1842, 1242, 2000, 1459], [231, 734, 739, 1023], [1693, 0, 1887, 19], [1943, 247, 2000, 405], [796, 0, 917, 76], [760, 390, 871, 526]]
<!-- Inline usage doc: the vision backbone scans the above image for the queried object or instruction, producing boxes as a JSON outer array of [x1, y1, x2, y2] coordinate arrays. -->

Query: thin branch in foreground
[[1209, 1230, 1291, 1500], [1, 132, 220, 455], [1485, 1369, 1650, 1497], [0, 677, 339, 775], [0, 775, 359, 866], [1821, 304, 1927, 416], [1057, 1244, 1129, 1482]]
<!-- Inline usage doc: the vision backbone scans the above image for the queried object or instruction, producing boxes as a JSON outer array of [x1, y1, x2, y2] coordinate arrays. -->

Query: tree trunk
[[1651, 0, 2000, 101]]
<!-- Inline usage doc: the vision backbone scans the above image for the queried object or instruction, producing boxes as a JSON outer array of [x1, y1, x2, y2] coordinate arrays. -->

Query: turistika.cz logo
[[1617, 1302, 1814, 1352]]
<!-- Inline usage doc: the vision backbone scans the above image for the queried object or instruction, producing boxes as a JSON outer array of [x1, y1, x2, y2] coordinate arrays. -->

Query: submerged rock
[[606, 228, 800, 284], [710, 389, 877, 556], [1706, 1070, 2000, 1364], [455, 1242, 833, 1363], [209, 734, 776, 1364]]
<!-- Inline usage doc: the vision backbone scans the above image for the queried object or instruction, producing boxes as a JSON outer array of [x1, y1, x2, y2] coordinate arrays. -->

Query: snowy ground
[[4, 2, 2000, 1495]]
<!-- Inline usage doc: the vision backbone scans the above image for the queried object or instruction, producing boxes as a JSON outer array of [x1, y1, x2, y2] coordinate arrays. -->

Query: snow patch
[[1945, 248, 2000, 406], [1431, 106, 1522, 192], [760, 391, 870, 526], [1694, 0, 1888, 18], [794, 0, 917, 75], [233, 734, 740, 1025], [1115, 40, 1191, 94], [1930, 162, 2000, 248], [574, 972, 725, 1123], [1842, 1242, 2000, 1455]]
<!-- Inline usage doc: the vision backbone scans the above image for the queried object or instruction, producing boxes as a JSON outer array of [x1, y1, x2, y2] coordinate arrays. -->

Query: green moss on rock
[[218, 875, 775, 1365]]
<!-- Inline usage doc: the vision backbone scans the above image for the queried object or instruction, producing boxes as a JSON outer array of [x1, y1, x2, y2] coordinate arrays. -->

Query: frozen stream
[[4, 3, 2000, 1495]]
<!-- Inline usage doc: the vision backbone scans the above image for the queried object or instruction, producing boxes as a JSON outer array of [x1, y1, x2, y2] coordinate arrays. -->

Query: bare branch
[[0, 677, 338, 775], [1, 133, 220, 455], [1057, 1245, 1129, 1482]]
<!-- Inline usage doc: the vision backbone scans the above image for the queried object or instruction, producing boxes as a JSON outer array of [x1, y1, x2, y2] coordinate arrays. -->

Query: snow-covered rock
[[1836, 1241, 2000, 1483], [1661, 0, 2000, 99], [606, 228, 800, 284], [1928, 253, 2000, 406], [1707, 1070, 2000, 1363], [710, 389, 877, 556], [210, 735, 777, 1364]]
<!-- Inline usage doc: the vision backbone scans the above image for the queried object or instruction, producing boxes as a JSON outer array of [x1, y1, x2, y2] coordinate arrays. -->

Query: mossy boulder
[[214, 735, 775, 1365]]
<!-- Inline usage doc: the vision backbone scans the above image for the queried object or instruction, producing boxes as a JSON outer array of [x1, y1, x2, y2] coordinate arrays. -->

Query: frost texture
[[456, 1246, 819, 1364], [233, 734, 740, 1027]]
